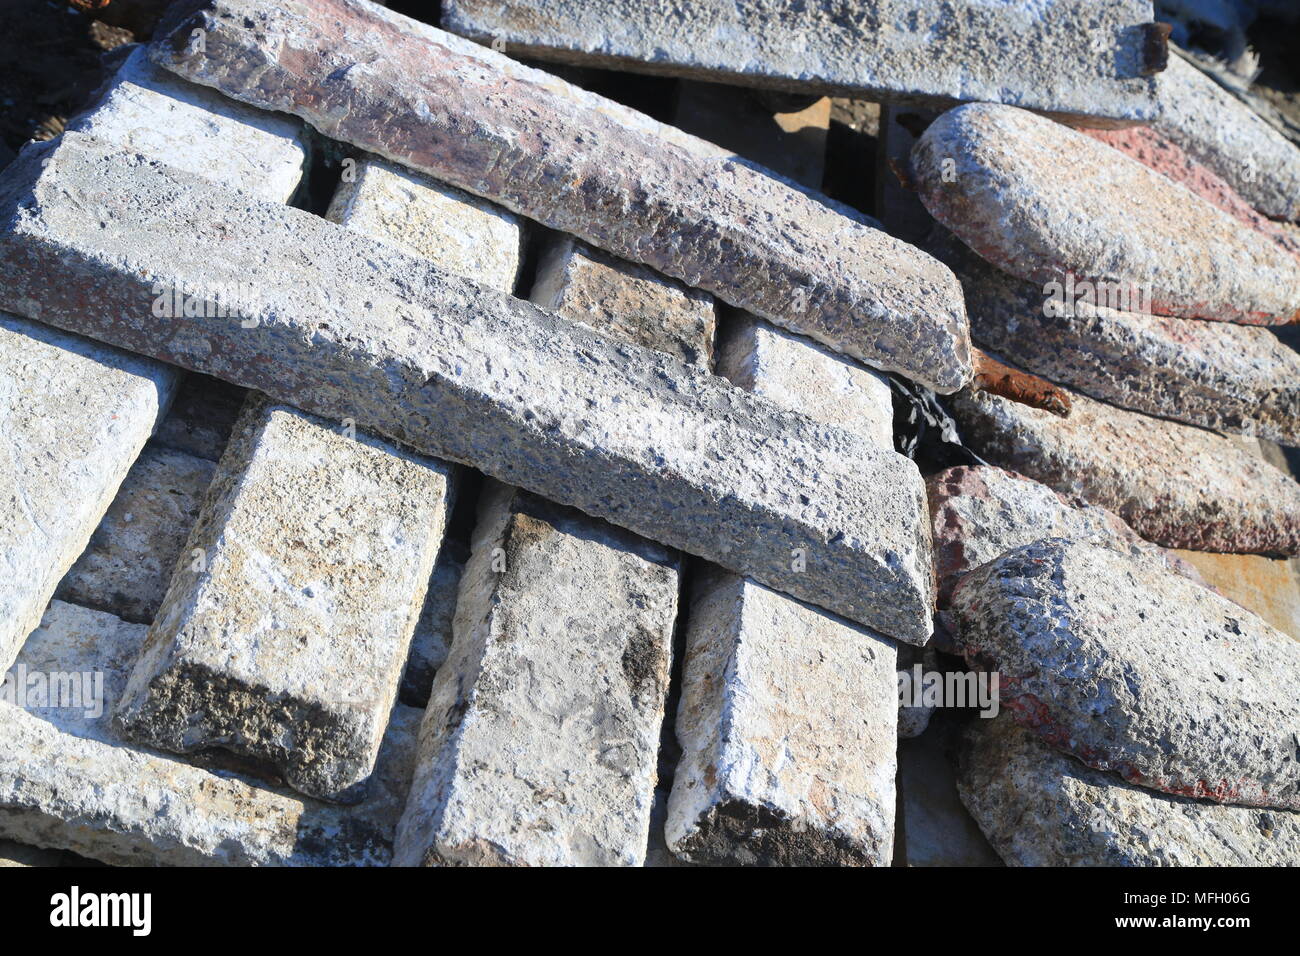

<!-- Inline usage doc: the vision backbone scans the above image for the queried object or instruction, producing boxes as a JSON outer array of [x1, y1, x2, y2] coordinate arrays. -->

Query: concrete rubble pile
[[0, 0, 1297, 867]]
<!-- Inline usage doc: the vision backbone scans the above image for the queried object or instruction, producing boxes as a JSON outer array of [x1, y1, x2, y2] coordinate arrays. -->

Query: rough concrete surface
[[149, 0, 974, 391], [960, 715, 1300, 866], [0, 313, 177, 674], [0, 132, 936, 643], [950, 539, 1300, 809], [113, 397, 452, 803], [531, 236, 716, 369], [68, 45, 308, 203], [326, 157, 523, 293], [950, 384, 1300, 555], [0, 600, 421, 866], [717, 312, 894, 450], [666, 569, 897, 866], [442, 0, 1162, 125], [934, 231, 1300, 446], [1154, 53, 1300, 222], [394, 485, 680, 866], [914, 103, 1300, 324], [54, 443, 215, 624], [926, 465, 1208, 606]]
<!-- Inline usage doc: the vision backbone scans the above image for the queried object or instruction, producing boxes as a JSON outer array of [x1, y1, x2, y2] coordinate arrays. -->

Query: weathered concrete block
[[1082, 125, 1300, 257], [1154, 54, 1300, 222], [950, 539, 1300, 809], [950, 384, 1300, 555], [394, 484, 680, 866], [927, 465, 1210, 606], [114, 396, 453, 802], [442, 0, 1163, 125], [149, 0, 973, 391], [530, 237, 716, 368], [326, 157, 523, 293], [914, 104, 1300, 324], [0, 132, 935, 643], [0, 313, 177, 673], [934, 233, 1300, 446], [0, 600, 420, 866], [68, 45, 307, 203], [666, 569, 897, 866], [960, 715, 1300, 866], [717, 312, 894, 450], [54, 444, 215, 624]]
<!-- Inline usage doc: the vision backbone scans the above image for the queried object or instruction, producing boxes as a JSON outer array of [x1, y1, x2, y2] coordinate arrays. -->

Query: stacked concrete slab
[[146, 0, 974, 392], [0, 600, 420, 866], [0, 46, 307, 671], [397, 231, 704, 867], [441, 0, 1164, 125], [0, 131, 935, 644]]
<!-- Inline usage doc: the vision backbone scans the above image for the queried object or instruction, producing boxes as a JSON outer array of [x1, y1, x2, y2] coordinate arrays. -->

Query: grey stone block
[[950, 539, 1300, 810], [54, 444, 215, 624], [666, 570, 897, 866], [0, 313, 177, 673], [530, 237, 716, 369], [936, 233, 1300, 446], [68, 45, 307, 203], [926, 465, 1211, 606], [717, 312, 894, 450], [442, 0, 1163, 125], [914, 103, 1300, 325], [149, 0, 974, 391], [0, 131, 935, 643], [326, 157, 524, 294], [113, 396, 453, 802], [950, 384, 1300, 555], [393, 484, 680, 866], [0, 600, 419, 866], [1154, 53, 1300, 222], [960, 714, 1300, 866]]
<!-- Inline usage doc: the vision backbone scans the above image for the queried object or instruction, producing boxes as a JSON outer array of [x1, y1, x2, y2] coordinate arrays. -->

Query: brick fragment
[[148, 0, 973, 391]]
